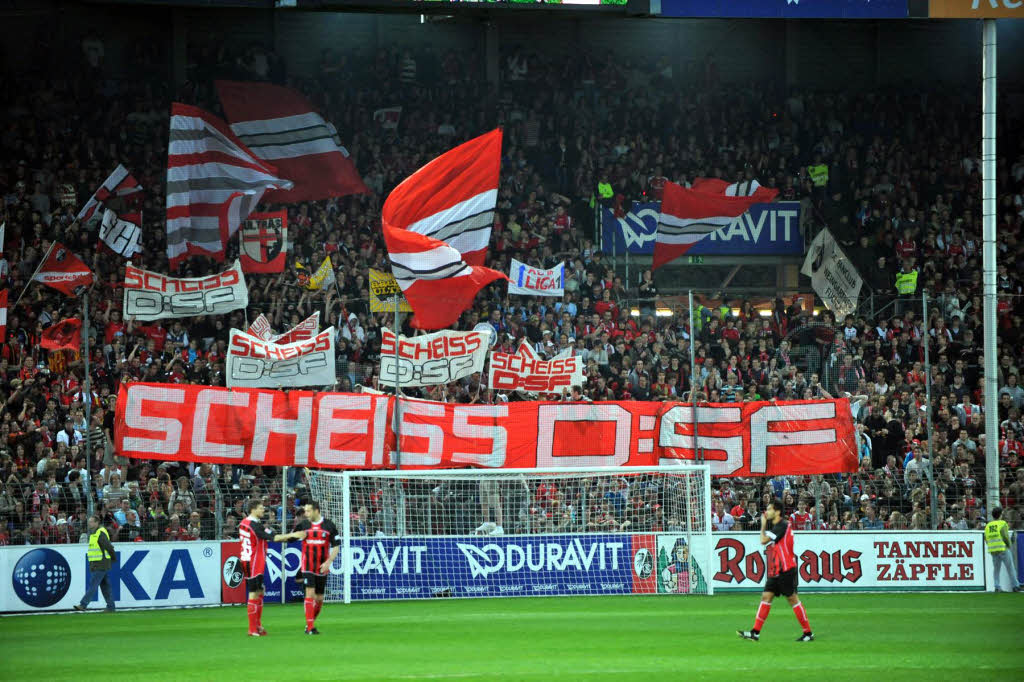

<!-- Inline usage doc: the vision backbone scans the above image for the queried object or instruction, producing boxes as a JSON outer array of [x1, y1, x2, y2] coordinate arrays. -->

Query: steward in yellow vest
[[74, 515, 117, 612], [985, 507, 1020, 592]]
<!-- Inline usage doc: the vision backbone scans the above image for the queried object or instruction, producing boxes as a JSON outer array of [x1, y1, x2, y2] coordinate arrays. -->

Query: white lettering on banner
[[379, 328, 488, 388], [347, 544, 427, 575], [314, 395, 389, 467], [709, 532, 985, 591], [708, 208, 798, 243], [457, 540, 624, 579], [251, 393, 312, 464], [124, 385, 185, 455], [749, 403, 837, 473], [123, 260, 248, 320], [450, 405, 508, 468], [117, 386, 856, 474], [659, 406, 743, 475], [192, 390, 249, 460], [536, 404, 631, 468], [393, 400, 445, 466]]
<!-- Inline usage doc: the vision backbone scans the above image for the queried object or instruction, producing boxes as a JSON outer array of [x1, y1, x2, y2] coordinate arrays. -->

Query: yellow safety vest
[[895, 270, 918, 295], [597, 181, 613, 200], [808, 164, 829, 187], [87, 526, 112, 563], [984, 520, 1008, 554]]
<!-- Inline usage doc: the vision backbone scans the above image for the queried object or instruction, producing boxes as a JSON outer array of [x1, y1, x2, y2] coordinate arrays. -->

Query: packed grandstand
[[1, 32, 1023, 550]]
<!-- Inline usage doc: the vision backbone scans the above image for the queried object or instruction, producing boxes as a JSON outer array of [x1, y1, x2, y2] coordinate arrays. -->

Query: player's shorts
[[479, 480, 500, 507], [301, 572, 328, 593], [765, 568, 798, 597], [241, 561, 264, 593]]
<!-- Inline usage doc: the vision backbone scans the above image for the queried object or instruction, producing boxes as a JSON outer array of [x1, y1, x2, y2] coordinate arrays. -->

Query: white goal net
[[306, 466, 713, 603]]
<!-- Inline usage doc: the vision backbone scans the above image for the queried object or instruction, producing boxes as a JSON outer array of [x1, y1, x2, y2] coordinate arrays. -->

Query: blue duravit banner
[[346, 534, 653, 600], [601, 201, 802, 256], [659, 0, 907, 19]]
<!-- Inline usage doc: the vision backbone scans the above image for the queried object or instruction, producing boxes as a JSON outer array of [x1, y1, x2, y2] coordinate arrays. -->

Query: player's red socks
[[753, 600, 771, 633], [304, 598, 316, 629], [247, 599, 259, 634], [314, 599, 323, 618], [792, 601, 811, 634], [255, 595, 264, 629]]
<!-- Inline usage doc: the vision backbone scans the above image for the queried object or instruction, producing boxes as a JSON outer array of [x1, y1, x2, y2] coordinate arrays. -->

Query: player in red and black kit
[[292, 500, 341, 635], [238, 500, 304, 637], [738, 498, 814, 642]]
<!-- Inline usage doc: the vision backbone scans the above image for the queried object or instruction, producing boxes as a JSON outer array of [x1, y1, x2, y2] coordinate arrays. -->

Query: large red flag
[[33, 243, 94, 297], [216, 80, 368, 203], [652, 181, 779, 270], [40, 318, 82, 351], [382, 129, 507, 330]]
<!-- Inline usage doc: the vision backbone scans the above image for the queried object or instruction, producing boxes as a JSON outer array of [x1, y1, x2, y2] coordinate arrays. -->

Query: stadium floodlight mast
[[981, 19, 998, 516], [307, 465, 713, 605]]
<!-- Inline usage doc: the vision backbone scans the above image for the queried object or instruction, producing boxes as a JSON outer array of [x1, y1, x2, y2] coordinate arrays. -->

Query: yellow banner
[[369, 268, 412, 313], [930, 0, 1024, 18], [307, 256, 335, 291]]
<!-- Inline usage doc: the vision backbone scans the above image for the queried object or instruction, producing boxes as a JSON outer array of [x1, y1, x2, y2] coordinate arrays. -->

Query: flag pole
[[82, 290, 92, 481], [13, 241, 56, 308]]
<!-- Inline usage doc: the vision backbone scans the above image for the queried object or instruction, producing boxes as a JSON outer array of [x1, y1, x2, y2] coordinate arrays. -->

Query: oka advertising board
[[221, 540, 304, 604], [1, 541, 221, 612], [709, 531, 987, 592], [601, 201, 801, 256]]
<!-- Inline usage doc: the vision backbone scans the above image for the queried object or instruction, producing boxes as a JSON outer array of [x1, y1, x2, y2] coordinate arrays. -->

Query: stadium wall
[[2, 532, 1014, 613]]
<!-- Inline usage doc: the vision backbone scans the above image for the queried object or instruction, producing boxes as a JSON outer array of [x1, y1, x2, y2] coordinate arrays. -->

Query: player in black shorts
[[292, 501, 341, 635], [738, 498, 813, 642]]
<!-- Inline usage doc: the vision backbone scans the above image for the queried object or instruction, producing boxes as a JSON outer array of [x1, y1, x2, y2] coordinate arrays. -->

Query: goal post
[[306, 466, 713, 603]]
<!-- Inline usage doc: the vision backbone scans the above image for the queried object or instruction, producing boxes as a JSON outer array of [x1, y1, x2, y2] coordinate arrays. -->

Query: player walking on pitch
[[738, 498, 814, 642], [239, 500, 304, 637], [292, 500, 341, 635]]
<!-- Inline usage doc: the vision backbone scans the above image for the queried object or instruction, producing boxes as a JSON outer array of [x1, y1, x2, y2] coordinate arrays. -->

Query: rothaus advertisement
[[226, 327, 336, 389], [709, 532, 987, 592], [123, 259, 249, 320], [379, 327, 489, 388], [1, 542, 222, 612]]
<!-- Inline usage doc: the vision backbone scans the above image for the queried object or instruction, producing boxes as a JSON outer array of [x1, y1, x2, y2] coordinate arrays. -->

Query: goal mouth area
[[306, 465, 713, 602]]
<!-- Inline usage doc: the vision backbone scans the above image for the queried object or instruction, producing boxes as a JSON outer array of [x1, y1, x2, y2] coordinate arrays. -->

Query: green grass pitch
[[2, 594, 1022, 681]]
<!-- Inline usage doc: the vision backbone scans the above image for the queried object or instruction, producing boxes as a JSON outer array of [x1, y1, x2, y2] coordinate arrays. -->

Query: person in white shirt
[[710, 499, 735, 532]]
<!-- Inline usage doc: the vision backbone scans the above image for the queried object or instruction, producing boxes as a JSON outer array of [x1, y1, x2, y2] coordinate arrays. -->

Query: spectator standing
[[73, 515, 115, 612]]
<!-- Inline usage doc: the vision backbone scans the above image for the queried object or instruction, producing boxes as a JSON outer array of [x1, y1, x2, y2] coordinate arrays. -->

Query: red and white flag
[[165, 103, 293, 268], [216, 81, 368, 203], [652, 180, 779, 270], [690, 177, 769, 198], [247, 314, 275, 341], [382, 129, 507, 330], [0, 289, 7, 341], [34, 243, 94, 297], [76, 164, 144, 223], [373, 107, 402, 130], [40, 318, 82, 351], [272, 311, 319, 344]]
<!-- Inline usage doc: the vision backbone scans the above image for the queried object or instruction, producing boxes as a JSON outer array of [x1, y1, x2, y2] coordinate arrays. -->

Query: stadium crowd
[[1, 35, 1023, 546]]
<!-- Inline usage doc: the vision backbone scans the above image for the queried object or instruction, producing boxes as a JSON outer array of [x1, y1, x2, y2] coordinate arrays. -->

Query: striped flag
[[382, 129, 507, 330], [652, 180, 779, 270], [166, 103, 293, 268], [691, 177, 767, 197], [216, 81, 368, 203], [76, 164, 144, 223]]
